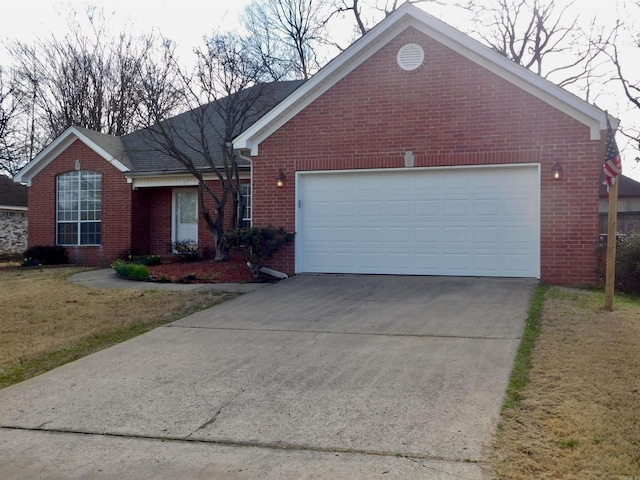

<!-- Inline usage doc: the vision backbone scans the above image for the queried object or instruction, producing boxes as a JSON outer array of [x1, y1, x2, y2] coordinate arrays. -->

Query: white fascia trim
[[14, 126, 130, 186], [234, 4, 611, 154]]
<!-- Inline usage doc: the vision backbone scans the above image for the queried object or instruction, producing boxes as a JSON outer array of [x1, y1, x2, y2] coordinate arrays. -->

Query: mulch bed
[[147, 255, 266, 284]]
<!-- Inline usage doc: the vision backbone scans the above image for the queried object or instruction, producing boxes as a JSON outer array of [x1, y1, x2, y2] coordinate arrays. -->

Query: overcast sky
[[3, 0, 640, 179]]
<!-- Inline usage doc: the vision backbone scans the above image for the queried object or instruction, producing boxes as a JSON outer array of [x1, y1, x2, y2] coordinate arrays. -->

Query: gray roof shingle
[[599, 174, 640, 198], [121, 80, 305, 174], [73, 127, 133, 170], [0, 174, 28, 207]]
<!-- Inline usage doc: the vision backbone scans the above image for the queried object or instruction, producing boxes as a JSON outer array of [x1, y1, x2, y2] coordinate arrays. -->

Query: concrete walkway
[[70, 268, 268, 293], [0, 274, 537, 479]]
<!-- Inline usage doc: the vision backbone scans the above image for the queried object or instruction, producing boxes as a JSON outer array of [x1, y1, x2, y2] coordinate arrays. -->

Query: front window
[[57, 171, 102, 245]]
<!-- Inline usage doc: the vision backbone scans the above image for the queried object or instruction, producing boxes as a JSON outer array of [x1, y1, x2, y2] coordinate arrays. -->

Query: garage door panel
[[444, 199, 469, 216], [443, 226, 470, 243], [297, 167, 539, 277], [474, 199, 501, 216], [504, 226, 534, 244], [473, 254, 501, 272], [443, 253, 471, 272], [360, 226, 385, 241], [415, 253, 442, 269], [473, 227, 500, 243], [332, 226, 357, 242], [415, 226, 440, 243], [415, 198, 441, 211]]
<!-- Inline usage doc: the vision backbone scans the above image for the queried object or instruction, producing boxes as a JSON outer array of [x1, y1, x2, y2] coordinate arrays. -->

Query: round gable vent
[[397, 43, 424, 71]]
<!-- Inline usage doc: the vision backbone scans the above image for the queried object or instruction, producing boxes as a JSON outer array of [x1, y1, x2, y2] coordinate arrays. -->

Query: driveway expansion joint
[[166, 324, 520, 341], [0, 425, 479, 466]]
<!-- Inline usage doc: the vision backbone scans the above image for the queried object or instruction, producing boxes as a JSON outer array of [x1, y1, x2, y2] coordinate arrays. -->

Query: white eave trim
[[234, 3, 613, 155], [14, 126, 130, 186]]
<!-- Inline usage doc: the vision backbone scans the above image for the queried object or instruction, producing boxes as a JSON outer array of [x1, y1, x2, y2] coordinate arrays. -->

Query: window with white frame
[[57, 171, 102, 245], [238, 183, 251, 228]]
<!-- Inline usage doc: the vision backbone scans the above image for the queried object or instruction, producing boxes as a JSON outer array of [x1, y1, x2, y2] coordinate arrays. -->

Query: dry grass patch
[[0, 267, 236, 388], [490, 287, 640, 479]]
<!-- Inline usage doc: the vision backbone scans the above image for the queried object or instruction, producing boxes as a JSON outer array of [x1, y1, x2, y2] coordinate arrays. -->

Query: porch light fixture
[[552, 162, 563, 180], [276, 169, 286, 188]]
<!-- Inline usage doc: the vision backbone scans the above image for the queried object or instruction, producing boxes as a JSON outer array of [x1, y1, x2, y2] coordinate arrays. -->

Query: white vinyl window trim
[[56, 170, 102, 246], [239, 183, 252, 227]]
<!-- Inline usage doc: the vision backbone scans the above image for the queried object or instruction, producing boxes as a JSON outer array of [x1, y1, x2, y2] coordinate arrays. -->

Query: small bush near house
[[112, 260, 150, 281], [22, 245, 69, 266], [598, 232, 640, 294], [224, 226, 295, 276], [136, 254, 162, 266], [170, 240, 200, 262]]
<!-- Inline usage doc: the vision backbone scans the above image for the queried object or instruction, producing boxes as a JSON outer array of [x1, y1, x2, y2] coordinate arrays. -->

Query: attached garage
[[296, 165, 540, 278], [236, 4, 610, 286]]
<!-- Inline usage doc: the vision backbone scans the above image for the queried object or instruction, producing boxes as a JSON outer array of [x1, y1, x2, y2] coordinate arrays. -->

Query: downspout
[[236, 149, 289, 280]]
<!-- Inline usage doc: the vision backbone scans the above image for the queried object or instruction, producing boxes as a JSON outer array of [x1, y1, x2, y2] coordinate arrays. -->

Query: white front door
[[173, 189, 198, 245]]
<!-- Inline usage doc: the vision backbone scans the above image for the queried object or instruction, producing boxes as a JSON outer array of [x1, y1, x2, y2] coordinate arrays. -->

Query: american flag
[[603, 116, 622, 202]]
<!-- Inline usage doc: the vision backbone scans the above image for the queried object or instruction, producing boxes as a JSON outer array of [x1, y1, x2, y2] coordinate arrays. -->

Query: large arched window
[[57, 171, 102, 245]]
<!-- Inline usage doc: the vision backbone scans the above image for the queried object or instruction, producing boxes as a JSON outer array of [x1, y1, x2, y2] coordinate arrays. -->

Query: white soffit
[[233, 4, 611, 154]]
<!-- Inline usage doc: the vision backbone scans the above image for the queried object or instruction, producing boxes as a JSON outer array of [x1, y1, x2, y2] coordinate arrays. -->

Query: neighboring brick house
[[16, 4, 617, 285], [0, 174, 28, 256], [599, 175, 640, 234]]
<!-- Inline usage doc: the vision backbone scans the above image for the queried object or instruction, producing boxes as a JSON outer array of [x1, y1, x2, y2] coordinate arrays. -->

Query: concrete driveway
[[0, 275, 536, 479]]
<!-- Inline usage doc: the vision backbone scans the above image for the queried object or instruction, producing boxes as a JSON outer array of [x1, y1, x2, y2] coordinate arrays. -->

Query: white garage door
[[296, 165, 540, 278]]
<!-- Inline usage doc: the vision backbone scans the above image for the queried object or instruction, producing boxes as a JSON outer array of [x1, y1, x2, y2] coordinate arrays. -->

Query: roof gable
[[234, 3, 614, 155], [14, 126, 131, 186]]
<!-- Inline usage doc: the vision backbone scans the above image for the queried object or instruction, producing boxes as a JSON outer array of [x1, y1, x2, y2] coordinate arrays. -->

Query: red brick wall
[[252, 27, 601, 286], [28, 140, 133, 266], [131, 189, 151, 255]]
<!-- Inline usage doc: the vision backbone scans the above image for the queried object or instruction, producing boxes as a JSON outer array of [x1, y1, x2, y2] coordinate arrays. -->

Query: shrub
[[171, 240, 200, 262], [224, 226, 295, 276], [136, 254, 162, 266], [598, 232, 640, 294], [112, 260, 150, 281], [22, 245, 69, 266]]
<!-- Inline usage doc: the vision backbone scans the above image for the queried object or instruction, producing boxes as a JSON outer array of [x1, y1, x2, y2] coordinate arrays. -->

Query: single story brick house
[[0, 174, 28, 256], [15, 4, 617, 286]]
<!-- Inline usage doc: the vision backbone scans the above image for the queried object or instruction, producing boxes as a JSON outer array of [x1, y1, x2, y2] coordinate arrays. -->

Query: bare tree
[[329, 0, 441, 37], [8, 7, 182, 153], [0, 68, 24, 177], [463, 0, 605, 89], [141, 33, 286, 260], [603, 2, 640, 158], [243, 0, 334, 79]]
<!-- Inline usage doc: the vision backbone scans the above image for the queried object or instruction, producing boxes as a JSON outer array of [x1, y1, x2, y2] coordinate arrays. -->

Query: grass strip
[[502, 282, 549, 410], [0, 292, 235, 390]]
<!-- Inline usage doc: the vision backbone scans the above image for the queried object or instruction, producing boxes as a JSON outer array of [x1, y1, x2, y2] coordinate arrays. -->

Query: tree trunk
[[213, 210, 229, 261]]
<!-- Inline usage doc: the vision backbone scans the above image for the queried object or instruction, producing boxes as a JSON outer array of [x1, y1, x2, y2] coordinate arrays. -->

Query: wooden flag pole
[[605, 177, 619, 311]]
